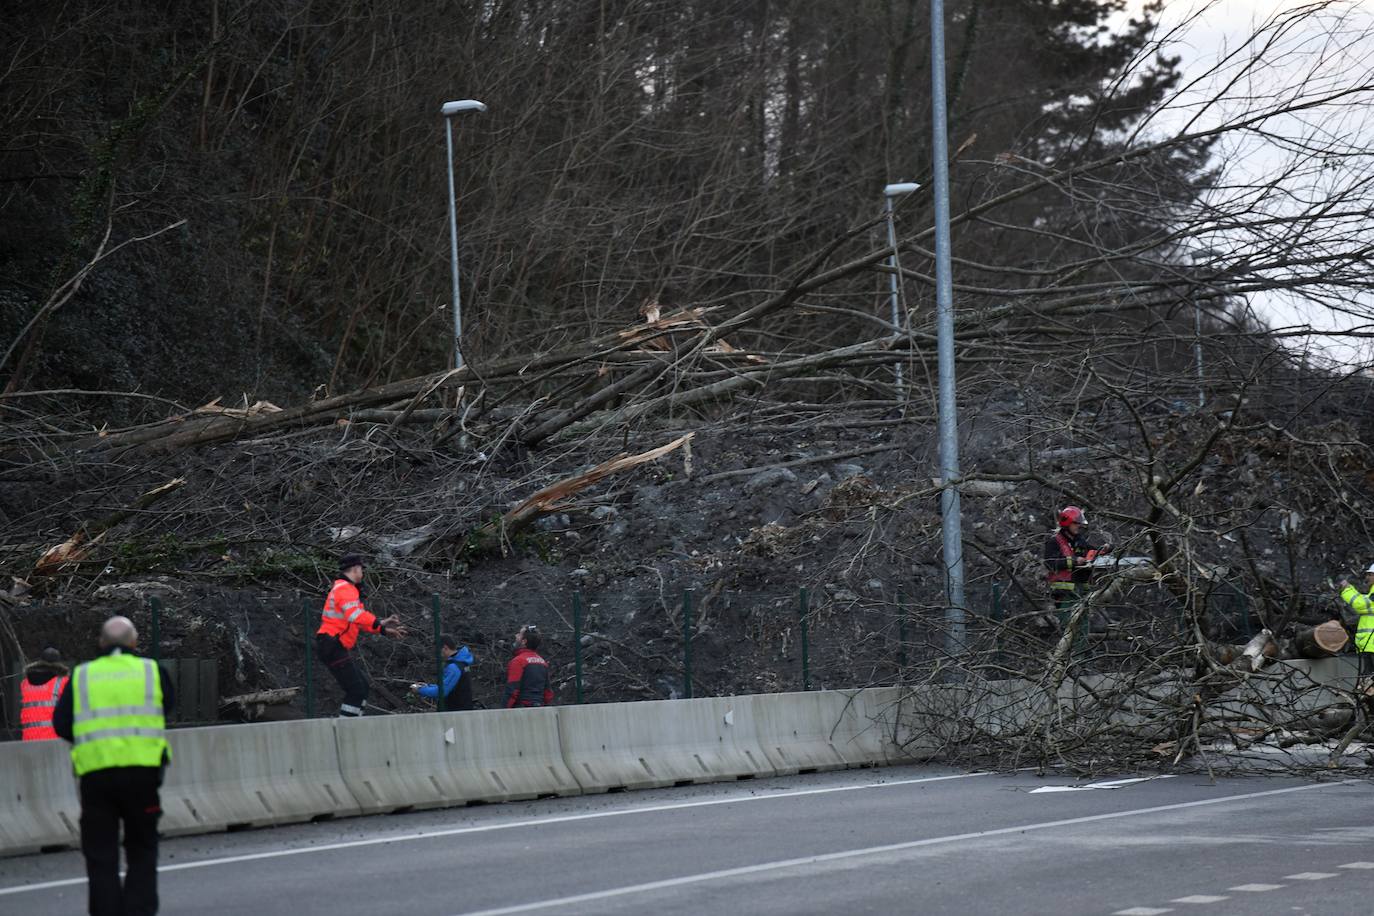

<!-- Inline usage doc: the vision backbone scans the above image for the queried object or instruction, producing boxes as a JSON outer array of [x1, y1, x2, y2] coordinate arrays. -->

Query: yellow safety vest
[[1340, 584, 1374, 653], [71, 652, 170, 776]]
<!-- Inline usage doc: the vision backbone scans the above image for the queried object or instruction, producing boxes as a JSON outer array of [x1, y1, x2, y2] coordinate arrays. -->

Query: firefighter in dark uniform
[[1043, 506, 1112, 613], [53, 616, 175, 916]]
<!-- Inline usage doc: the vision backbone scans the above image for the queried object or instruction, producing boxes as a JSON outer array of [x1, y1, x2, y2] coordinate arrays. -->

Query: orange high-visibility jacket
[[317, 579, 381, 649], [21, 675, 67, 741]]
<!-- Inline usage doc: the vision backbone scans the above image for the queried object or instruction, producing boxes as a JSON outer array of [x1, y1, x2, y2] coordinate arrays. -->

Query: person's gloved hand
[[1085, 550, 1099, 562], [1338, 578, 1350, 590]]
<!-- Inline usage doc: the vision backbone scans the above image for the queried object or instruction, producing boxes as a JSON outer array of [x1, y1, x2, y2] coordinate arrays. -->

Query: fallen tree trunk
[[1292, 620, 1348, 658]]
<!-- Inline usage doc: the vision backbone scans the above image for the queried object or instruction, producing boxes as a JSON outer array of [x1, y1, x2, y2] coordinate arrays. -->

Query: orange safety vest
[[21, 675, 67, 741], [317, 579, 378, 650]]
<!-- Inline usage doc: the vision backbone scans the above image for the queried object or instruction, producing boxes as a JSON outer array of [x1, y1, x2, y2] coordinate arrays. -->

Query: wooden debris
[[218, 686, 300, 722], [1239, 628, 1277, 671], [34, 477, 186, 577]]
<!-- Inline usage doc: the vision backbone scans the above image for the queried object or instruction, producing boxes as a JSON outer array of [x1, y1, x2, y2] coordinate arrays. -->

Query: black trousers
[[316, 634, 369, 715], [80, 767, 162, 916]]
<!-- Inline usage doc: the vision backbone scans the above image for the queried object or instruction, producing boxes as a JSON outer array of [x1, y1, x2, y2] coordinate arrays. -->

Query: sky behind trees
[[1124, 0, 1374, 364]]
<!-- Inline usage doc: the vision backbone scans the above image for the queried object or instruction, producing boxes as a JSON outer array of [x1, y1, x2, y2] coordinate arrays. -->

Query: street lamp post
[[883, 182, 920, 403], [441, 98, 487, 372], [928, 0, 967, 665]]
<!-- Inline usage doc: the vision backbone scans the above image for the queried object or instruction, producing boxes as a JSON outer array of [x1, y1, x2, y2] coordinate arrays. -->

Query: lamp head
[[442, 99, 488, 116], [883, 182, 920, 197]]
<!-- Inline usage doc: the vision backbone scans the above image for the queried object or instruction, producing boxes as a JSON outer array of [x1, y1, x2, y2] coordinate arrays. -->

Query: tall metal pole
[[929, 0, 967, 660], [884, 195, 904, 401], [444, 117, 464, 372]]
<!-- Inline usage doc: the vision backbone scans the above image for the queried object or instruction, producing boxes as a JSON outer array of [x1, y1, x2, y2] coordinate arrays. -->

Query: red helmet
[[1057, 506, 1087, 528]]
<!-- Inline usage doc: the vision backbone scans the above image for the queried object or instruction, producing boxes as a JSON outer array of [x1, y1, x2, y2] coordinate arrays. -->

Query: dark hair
[[338, 553, 364, 573], [41, 646, 61, 664], [441, 634, 458, 651], [522, 625, 542, 651]]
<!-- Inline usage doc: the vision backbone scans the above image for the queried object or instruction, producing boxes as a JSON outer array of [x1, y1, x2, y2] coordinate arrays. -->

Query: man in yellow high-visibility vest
[[1337, 562, 1374, 681], [54, 616, 175, 916]]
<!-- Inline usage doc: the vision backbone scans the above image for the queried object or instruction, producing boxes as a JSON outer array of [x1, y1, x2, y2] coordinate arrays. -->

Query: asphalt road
[[1, 765, 1370, 916]]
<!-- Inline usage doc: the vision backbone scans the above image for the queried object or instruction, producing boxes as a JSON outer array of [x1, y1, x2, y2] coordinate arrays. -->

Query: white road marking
[[1030, 776, 1176, 794], [1283, 872, 1337, 880], [1170, 895, 1229, 903], [1228, 884, 1284, 892], [0, 770, 990, 898], [456, 782, 1341, 916], [1338, 861, 1374, 869], [1112, 909, 1173, 915]]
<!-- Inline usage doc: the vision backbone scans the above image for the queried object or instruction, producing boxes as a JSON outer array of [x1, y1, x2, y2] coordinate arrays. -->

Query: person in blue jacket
[[410, 635, 475, 711]]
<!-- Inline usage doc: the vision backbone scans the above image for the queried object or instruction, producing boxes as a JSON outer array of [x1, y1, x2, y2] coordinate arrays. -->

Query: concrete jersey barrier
[[558, 696, 777, 792], [0, 739, 82, 855], [848, 686, 948, 764], [741, 690, 877, 773], [159, 718, 361, 835], [333, 707, 579, 815], [20, 676, 1321, 859]]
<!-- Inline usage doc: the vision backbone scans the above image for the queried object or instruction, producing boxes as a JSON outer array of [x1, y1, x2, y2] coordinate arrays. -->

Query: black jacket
[[53, 647, 176, 746], [444, 657, 475, 712], [24, 660, 68, 687]]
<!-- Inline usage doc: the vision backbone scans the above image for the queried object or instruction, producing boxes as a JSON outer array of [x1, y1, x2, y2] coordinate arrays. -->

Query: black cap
[[41, 647, 61, 664], [440, 633, 458, 650], [339, 553, 365, 572]]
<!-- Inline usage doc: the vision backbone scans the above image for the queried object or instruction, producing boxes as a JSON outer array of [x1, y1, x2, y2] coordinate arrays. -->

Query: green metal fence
[[90, 577, 1261, 724]]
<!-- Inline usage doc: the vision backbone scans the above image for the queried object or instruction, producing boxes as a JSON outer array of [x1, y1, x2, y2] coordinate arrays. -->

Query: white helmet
[[1366, 562, 1374, 574]]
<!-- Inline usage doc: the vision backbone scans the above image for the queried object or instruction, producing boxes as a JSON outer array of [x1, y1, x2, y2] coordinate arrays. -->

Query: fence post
[[799, 587, 811, 691], [682, 589, 693, 699], [303, 601, 314, 719], [573, 591, 584, 704], [991, 582, 1003, 666], [148, 596, 161, 664], [432, 594, 443, 713], [896, 588, 907, 678]]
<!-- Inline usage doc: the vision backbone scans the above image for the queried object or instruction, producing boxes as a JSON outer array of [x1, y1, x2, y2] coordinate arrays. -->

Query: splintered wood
[[499, 434, 694, 530]]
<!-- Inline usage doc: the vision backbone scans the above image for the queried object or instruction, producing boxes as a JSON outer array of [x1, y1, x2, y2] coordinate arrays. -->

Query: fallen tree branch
[[463, 433, 695, 556]]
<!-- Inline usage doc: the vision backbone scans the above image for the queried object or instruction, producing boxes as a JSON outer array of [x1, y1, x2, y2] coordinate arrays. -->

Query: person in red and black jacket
[[1043, 506, 1112, 610], [504, 625, 554, 708]]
